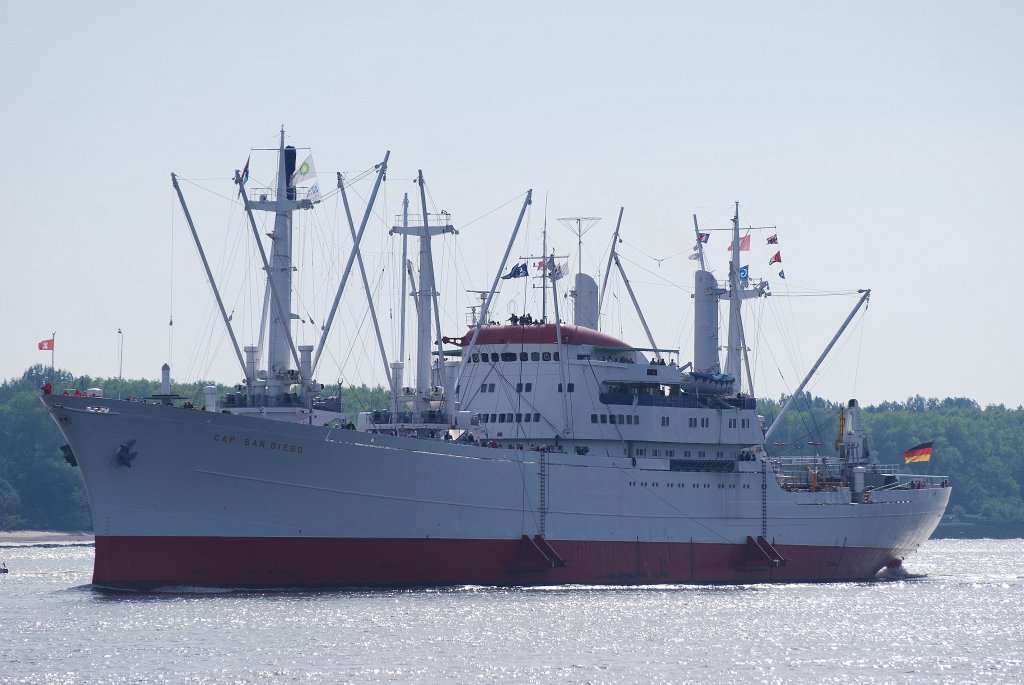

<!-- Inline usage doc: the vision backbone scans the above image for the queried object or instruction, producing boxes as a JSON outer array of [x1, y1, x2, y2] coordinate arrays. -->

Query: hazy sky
[[2, 1, 1021, 407]]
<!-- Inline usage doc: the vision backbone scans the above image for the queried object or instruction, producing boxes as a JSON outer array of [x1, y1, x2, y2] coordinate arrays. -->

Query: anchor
[[117, 439, 137, 468]]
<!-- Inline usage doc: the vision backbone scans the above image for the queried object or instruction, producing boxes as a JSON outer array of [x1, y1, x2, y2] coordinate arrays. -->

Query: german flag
[[904, 442, 933, 464]]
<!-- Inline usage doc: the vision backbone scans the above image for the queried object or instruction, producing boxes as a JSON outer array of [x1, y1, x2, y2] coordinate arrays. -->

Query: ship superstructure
[[41, 132, 950, 589]]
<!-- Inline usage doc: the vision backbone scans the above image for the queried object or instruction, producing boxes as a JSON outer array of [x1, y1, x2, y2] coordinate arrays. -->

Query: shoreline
[[0, 530, 94, 545]]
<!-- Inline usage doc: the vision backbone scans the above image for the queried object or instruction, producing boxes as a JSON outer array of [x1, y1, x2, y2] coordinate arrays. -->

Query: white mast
[[725, 202, 743, 388], [267, 130, 297, 393], [389, 171, 456, 408]]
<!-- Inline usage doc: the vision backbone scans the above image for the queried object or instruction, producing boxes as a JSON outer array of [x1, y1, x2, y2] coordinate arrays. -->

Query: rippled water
[[1, 539, 1022, 684]]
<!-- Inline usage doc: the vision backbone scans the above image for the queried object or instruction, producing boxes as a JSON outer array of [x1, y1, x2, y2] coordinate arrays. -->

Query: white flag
[[291, 155, 316, 186], [306, 182, 321, 203], [550, 261, 567, 281]]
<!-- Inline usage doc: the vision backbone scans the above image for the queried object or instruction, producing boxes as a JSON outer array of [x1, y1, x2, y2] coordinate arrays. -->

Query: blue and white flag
[[501, 262, 528, 279], [778, 269, 786, 280], [739, 264, 749, 283], [306, 182, 321, 203]]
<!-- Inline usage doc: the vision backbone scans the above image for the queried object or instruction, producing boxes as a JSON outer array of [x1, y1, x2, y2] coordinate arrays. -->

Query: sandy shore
[[0, 530, 94, 544]]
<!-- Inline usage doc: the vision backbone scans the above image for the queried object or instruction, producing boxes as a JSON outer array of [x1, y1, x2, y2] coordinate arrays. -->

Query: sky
[[2, 1, 1022, 407]]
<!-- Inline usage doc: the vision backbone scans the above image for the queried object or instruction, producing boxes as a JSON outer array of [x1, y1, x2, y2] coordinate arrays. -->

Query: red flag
[[727, 235, 750, 252], [769, 251, 782, 265], [38, 338, 54, 351]]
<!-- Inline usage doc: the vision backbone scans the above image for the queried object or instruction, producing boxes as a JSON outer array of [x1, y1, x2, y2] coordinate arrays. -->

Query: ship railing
[[868, 473, 950, 492], [367, 409, 453, 426], [392, 212, 454, 226]]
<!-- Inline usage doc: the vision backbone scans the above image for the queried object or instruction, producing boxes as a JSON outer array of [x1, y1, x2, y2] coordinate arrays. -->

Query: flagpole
[[117, 328, 124, 400], [51, 331, 55, 384]]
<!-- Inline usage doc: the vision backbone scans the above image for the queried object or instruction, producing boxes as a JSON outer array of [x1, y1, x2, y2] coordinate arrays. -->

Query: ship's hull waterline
[[47, 395, 949, 590], [94, 535, 913, 590]]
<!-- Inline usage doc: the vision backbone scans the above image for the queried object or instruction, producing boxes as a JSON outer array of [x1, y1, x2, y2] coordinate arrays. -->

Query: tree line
[[1, 366, 1020, 531]]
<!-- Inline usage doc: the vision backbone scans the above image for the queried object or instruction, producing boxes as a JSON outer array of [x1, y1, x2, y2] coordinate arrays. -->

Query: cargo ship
[[42, 131, 950, 589]]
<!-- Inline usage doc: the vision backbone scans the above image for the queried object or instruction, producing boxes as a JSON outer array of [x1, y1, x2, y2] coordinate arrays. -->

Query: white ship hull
[[46, 394, 949, 589]]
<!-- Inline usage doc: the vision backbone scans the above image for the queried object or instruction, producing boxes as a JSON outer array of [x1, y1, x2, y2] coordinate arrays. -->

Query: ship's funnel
[[574, 273, 599, 329], [694, 270, 721, 373]]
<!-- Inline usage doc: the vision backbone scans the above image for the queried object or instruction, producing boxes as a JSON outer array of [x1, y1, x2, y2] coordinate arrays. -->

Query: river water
[[1, 538, 1021, 684]]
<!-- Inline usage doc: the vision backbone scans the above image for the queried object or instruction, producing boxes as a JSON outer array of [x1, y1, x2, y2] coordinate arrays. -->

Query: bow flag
[[739, 265, 749, 283], [778, 270, 786, 279], [769, 250, 782, 266], [697, 232, 710, 243], [688, 252, 701, 261], [501, 263, 528, 279], [727, 235, 751, 252], [767, 234, 778, 245], [38, 338, 54, 351], [241, 156, 250, 186], [291, 155, 316, 186]]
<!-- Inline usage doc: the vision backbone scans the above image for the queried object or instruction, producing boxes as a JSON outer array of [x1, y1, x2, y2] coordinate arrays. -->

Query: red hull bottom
[[93, 536, 903, 590]]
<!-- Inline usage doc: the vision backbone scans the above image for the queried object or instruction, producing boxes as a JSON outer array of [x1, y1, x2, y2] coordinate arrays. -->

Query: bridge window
[[567, 383, 575, 392], [618, 414, 624, 424], [525, 383, 532, 392], [554, 352, 560, 361], [481, 383, 487, 392], [516, 413, 522, 422], [472, 354, 479, 362], [534, 412, 540, 422], [531, 352, 540, 361], [591, 414, 598, 423], [542, 352, 551, 361], [488, 383, 495, 392], [501, 353, 517, 362], [609, 414, 616, 424], [600, 414, 607, 424], [520, 352, 528, 361], [490, 414, 496, 422], [524, 413, 532, 423], [688, 417, 697, 427]]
